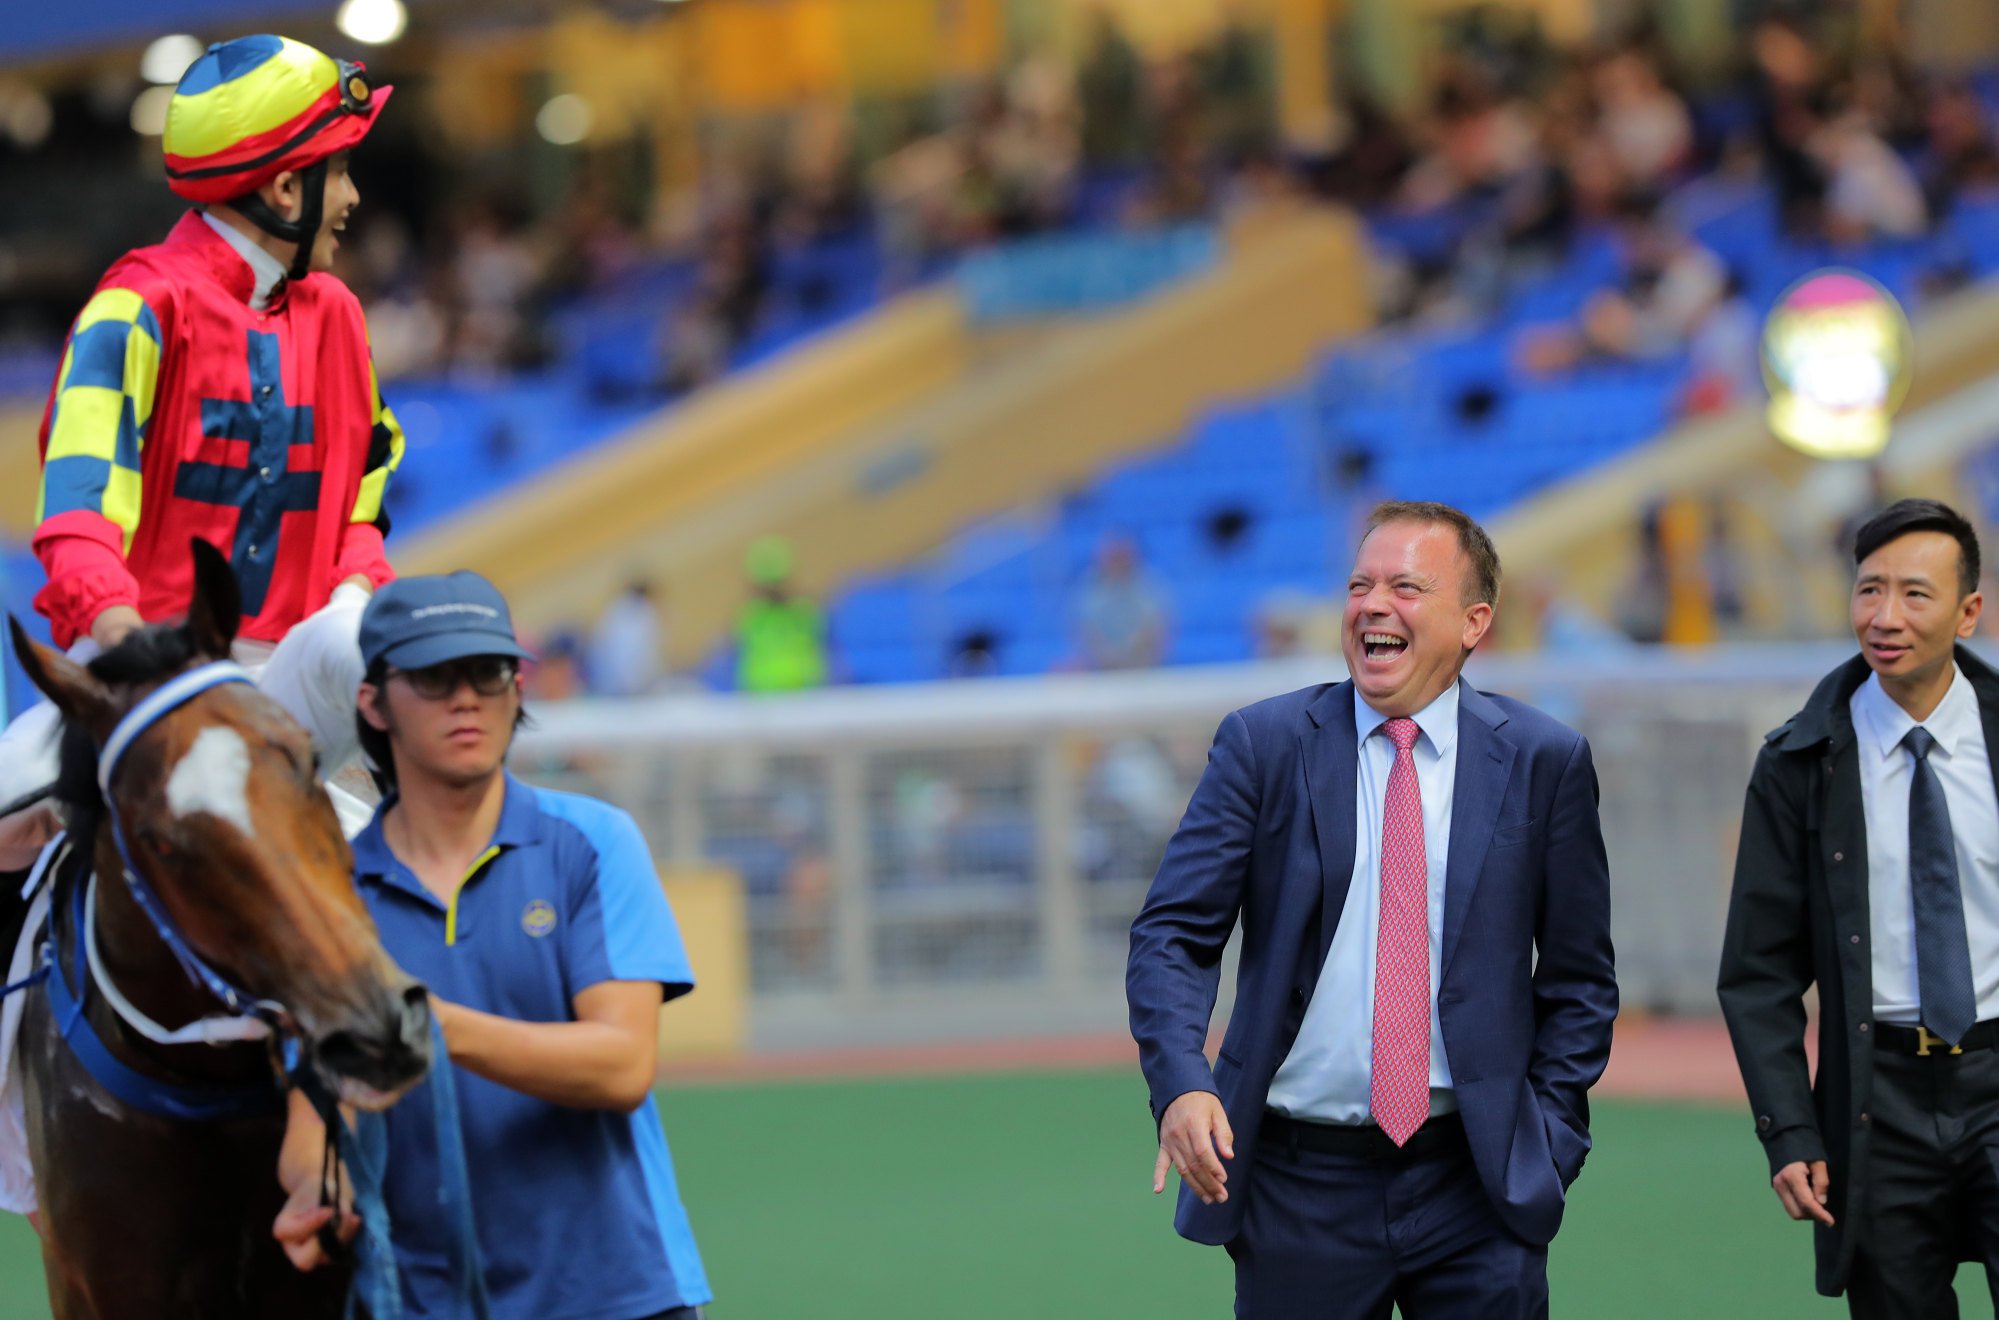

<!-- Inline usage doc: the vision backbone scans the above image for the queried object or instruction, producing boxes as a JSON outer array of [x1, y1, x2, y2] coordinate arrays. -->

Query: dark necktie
[[1904, 726, 1978, 1045]]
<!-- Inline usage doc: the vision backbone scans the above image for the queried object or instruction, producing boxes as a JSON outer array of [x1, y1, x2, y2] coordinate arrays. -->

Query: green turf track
[[0, 1071, 1990, 1319]]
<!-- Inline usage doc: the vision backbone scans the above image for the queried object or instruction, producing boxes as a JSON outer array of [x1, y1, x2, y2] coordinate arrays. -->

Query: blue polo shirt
[[353, 773, 712, 1320]]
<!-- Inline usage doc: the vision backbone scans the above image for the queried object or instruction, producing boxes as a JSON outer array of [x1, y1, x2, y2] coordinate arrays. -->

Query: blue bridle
[[95, 661, 284, 1027]]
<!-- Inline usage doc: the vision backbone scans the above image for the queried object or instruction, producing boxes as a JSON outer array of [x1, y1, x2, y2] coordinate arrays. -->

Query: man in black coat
[[1721, 497, 1999, 1316]]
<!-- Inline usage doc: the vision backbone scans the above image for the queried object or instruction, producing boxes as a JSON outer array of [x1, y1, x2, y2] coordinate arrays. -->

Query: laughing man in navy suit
[[1127, 501, 1618, 1318]]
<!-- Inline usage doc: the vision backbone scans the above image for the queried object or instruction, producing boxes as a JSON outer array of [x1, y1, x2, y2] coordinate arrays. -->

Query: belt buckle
[[1916, 1026, 1963, 1057]]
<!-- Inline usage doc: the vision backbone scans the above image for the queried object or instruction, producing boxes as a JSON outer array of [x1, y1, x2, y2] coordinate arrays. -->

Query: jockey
[[0, 34, 405, 866]]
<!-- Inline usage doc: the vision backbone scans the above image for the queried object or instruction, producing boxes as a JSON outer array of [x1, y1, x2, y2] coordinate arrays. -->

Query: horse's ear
[[186, 538, 240, 660], [8, 616, 117, 733]]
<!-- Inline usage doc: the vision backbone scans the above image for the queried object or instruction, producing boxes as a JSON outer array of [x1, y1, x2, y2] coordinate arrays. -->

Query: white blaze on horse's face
[[164, 726, 256, 838]]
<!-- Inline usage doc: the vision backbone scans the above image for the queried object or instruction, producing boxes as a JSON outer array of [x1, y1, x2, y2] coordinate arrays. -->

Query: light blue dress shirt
[[1266, 681, 1459, 1124], [1850, 666, 1999, 1024]]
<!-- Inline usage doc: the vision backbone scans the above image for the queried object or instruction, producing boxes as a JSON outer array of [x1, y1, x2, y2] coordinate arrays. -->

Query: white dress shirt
[[1267, 681, 1459, 1124], [1850, 666, 1999, 1023], [199, 210, 288, 310]]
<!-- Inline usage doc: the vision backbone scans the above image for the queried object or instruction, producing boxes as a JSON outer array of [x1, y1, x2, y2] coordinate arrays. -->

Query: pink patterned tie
[[1371, 716, 1431, 1146]]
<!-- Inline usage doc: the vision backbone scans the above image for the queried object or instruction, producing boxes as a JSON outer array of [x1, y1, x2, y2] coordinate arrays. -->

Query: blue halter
[[96, 661, 279, 1024]]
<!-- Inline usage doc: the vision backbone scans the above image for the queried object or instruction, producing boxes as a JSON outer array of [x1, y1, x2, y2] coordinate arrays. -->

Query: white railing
[[517, 643, 1871, 1050]]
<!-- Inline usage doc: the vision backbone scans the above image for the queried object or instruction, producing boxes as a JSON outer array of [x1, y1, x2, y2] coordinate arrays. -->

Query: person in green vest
[[735, 537, 829, 693]]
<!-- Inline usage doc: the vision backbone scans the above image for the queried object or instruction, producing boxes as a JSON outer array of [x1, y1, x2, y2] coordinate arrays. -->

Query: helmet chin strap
[[228, 157, 330, 283]]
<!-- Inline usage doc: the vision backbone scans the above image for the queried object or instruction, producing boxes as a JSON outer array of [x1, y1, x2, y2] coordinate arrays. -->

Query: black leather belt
[[1873, 1020, 1999, 1057], [1261, 1110, 1465, 1160]]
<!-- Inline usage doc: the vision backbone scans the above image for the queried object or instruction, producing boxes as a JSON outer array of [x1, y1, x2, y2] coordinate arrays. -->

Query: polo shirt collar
[[352, 771, 545, 891]]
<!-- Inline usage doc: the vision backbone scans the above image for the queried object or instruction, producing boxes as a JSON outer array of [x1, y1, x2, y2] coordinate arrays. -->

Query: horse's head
[[7, 539, 430, 1109]]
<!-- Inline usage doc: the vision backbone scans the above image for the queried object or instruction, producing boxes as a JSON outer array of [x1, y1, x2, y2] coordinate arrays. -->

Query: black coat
[[1718, 644, 1999, 1295]]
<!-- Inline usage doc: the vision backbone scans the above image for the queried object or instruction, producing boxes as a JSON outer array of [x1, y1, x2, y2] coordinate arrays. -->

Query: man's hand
[[274, 1087, 358, 1271], [1153, 1090, 1235, 1205], [271, 1174, 358, 1272], [88, 605, 143, 651], [1772, 1160, 1834, 1226]]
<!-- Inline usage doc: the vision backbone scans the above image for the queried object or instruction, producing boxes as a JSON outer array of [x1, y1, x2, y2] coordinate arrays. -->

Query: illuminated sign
[[1761, 269, 1914, 460]]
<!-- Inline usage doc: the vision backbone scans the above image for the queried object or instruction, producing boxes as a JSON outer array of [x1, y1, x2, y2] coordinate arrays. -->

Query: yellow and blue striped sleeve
[[35, 288, 162, 551], [350, 357, 404, 531]]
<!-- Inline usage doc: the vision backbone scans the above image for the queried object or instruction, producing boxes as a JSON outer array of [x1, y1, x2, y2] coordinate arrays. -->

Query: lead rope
[[294, 1014, 490, 1320], [425, 1013, 491, 1319]]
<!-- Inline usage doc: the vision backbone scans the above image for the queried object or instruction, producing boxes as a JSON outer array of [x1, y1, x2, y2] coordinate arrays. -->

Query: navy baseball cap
[[359, 572, 535, 672]]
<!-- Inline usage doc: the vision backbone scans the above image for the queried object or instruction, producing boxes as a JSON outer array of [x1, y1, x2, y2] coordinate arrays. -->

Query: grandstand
[[6, 0, 1999, 1036]]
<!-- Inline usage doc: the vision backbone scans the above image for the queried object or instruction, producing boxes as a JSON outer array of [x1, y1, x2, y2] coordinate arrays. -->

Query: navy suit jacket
[[1127, 677, 1618, 1248]]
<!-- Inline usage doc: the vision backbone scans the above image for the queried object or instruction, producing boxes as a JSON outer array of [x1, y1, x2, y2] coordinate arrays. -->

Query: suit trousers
[[1226, 1118, 1547, 1319], [1847, 1045, 1999, 1319]]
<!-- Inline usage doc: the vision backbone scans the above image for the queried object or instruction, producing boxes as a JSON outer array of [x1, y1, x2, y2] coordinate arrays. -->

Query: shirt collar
[[1355, 678, 1461, 759], [194, 210, 288, 310], [352, 771, 545, 885], [1854, 665, 1976, 761]]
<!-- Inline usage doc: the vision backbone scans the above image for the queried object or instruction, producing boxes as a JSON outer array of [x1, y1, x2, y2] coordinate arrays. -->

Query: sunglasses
[[388, 657, 518, 700]]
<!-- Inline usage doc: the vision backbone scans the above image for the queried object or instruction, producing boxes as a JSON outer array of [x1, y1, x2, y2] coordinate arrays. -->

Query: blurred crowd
[[1342, 13, 1996, 407], [338, 11, 1283, 387], [17, 8, 1998, 694], [26, 8, 1987, 420]]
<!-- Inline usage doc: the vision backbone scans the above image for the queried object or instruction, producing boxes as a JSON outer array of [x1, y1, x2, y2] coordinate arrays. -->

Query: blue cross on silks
[[175, 330, 320, 614]]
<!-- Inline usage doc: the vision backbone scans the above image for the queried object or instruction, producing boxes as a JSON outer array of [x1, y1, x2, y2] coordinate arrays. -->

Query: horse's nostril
[[314, 986, 434, 1099], [399, 983, 432, 1044]]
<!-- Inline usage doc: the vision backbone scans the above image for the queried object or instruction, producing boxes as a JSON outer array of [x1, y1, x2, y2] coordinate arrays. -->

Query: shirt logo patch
[[521, 900, 557, 938]]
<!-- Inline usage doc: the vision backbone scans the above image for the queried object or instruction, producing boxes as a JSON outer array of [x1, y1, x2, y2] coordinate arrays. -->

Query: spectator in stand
[[526, 629, 587, 703], [995, 52, 1083, 231], [1746, 14, 1832, 236], [1707, 498, 1750, 637], [447, 200, 544, 375], [588, 578, 666, 698], [1518, 192, 1730, 374], [1398, 62, 1542, 213], [1813, 104, 1930, 242], [1075, 532, 1170, 671], [1078, 11, 1144, 169], [1198, 15, 1274, 164], [1308, 93, 1417, 208], [1681, 272, 1763, 415], [1619, 502, 1673, 644], [1519, 574, 1634, 656], [1922, 78, 1999, 218], [701, 204, 774, 352], [657, 292, 733, 397], [734, 537, 830, 694], [1590, 46, 1694, 192], [774, 99, 865, 248], [1615, 496, 1733, 647]]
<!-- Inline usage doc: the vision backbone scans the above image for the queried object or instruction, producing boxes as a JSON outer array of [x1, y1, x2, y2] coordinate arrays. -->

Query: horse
[[6, 540, 432, 1318]]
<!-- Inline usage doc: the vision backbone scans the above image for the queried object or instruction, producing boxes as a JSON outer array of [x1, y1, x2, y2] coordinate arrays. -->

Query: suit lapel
[[1442, 681, 1516, 978], [1301, 683, 1358, 970]]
